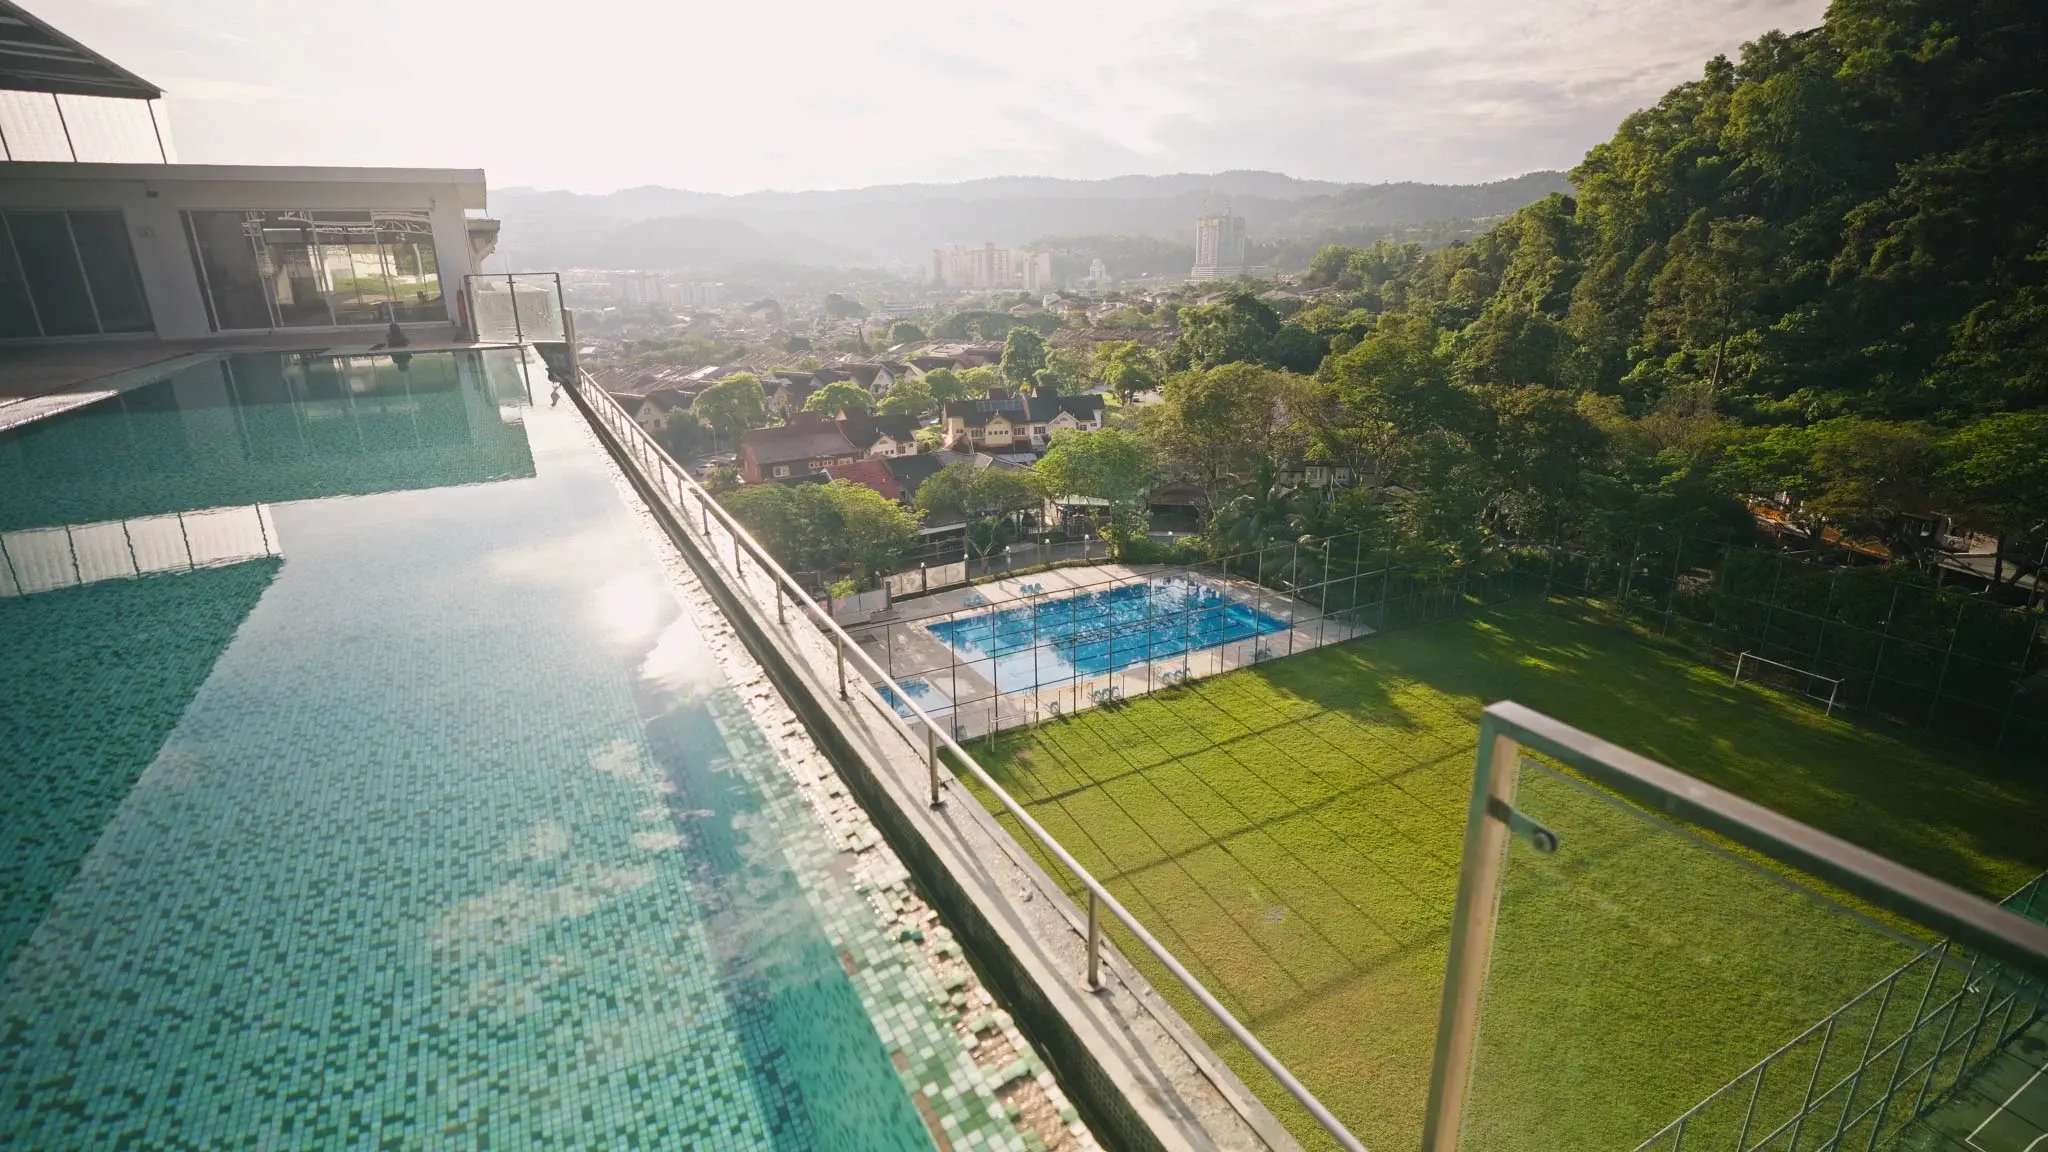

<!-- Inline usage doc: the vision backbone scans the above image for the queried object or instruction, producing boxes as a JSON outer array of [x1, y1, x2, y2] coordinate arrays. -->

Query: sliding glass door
[[182, 208, 447, 333], [0, 210, 155, 339]]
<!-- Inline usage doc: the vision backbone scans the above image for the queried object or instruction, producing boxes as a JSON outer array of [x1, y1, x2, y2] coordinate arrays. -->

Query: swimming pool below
[[0, 350, 941, 1150], [926, 577, 1290, 695]]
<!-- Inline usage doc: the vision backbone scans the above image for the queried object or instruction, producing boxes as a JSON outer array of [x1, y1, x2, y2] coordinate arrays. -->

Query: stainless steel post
[[1422, 718, 1522, 1152], [1086, 891, 1102, 989]]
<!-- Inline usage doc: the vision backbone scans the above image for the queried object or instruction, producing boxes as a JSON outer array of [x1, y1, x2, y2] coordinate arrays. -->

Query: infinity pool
[[926, 577, 1290, 694], [0, 350, 940, 1149]]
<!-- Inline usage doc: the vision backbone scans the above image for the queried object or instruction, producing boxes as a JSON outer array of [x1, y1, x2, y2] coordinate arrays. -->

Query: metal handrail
[[570, 368, 1370, 1152]]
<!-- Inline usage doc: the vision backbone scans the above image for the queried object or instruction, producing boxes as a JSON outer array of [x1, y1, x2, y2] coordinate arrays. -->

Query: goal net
[[1732, 651, 1844, 716]]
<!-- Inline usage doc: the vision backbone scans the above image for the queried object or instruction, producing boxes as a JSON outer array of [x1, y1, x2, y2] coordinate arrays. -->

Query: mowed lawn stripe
[[967, 600, 2048, 1152]]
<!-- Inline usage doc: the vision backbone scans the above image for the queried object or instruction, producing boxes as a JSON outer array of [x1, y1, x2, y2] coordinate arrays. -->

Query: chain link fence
[[1518, 532, 2046, 760]]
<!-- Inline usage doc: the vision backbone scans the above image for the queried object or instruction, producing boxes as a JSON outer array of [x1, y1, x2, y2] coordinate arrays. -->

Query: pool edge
[[567, 383, 1304, 1152]]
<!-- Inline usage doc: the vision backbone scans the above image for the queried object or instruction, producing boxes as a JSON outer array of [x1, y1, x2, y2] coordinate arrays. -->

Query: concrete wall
[[0, 163, 485, 340]]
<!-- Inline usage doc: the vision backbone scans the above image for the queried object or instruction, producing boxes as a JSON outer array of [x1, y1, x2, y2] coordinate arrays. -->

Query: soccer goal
[[1732, 651, 1843, 716]]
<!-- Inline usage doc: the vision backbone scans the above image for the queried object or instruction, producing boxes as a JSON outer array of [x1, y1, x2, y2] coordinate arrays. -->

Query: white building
[[1190, 212, 1248, 280], [932, 242, 1054, 291], [1, 163, 489, 340], [0, 6, 495, 344]]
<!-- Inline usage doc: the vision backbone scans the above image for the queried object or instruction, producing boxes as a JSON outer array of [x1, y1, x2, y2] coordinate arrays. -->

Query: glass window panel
[[376, 212, 444, 322], [69, 212, 154, 333], [50, 95, 165, 163], [5, 212, 97, 335], [0, 225, 39, 338], [255, 211, 330, 327], [0, 92, 71, 162], [312, 212, 383, 325], [185, 211, 271, 331]]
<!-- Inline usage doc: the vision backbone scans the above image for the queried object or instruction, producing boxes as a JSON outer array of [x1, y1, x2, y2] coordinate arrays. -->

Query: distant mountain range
[[489, 170, 1572, 274]]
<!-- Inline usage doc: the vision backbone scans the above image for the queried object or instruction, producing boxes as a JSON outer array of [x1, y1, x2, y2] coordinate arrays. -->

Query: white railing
[[569, 368, 1368, 1152]]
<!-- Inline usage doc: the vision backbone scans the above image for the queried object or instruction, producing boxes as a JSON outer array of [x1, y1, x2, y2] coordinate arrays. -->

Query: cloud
[[152, 77, 293, 102], [86, 0, 1829, 189]]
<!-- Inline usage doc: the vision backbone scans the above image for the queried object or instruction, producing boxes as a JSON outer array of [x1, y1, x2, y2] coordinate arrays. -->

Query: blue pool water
[[927, 577, 1290, 694], [0, 351, 935, 1150], [878, 677, 953, 718]]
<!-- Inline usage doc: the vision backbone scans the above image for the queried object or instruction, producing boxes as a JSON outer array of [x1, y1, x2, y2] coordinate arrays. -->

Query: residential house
[[822, 454, 943, 509], [820, 459, 908, 505], [837, 413, 921, 459], [940, 386, 1106, 452], [1275, 461, 1360, 490], [738, 414, 860, 483], [883, 454, 943, 503], [844, 363, 892, 396], [762, 370, 818, 414], [905, 355, 953, 379]]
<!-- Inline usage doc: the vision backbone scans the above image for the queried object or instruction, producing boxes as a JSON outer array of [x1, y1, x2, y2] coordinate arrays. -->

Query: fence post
[[1253, 548, 1266, 661], [835, 631, 847, 699], [1760, 551, 1786, 657], [1925, 599, 1969, 730], [1662, 532, 1684, 636], [1869, 582, 1902, 710], [927, 723, 941, 807], [1379, 556, 1393, 632], [1289, 540, 1300, 656], [1997, 621, 2039, 752], [1814, 568, 1839, 680]]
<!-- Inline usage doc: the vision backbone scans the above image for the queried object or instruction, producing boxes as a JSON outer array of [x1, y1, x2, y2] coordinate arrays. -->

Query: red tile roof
[[822, 458, 905, 503]]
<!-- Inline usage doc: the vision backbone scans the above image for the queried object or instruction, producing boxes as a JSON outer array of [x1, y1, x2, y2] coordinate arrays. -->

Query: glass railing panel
[[1449, 753, 2038, 1152]]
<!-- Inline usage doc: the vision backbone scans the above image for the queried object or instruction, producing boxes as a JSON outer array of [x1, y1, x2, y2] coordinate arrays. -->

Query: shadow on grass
[[1267, 598, 2048, 898]]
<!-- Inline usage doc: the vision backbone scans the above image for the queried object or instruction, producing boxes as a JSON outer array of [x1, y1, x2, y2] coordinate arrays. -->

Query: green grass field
[[967, 599, 2048, 1152]]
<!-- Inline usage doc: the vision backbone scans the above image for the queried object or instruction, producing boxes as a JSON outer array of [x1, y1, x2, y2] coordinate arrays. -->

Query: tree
[[1035, 428, 1158, 555], [1939, 411, 2048, 588], [1093, 341, 1162, 402], [878, 377, 936, 419], [916, 461, 1043, 524], [920, 367, 968, 407], [1147, 363, 1315, 514], [1322, 314, 1463, 487], [957, 365, 1000, 392], [822, 481, 920, 585], [1174, 292, 1280, 369], [824, 293, 865, 319], [690, 373, 766, 450], [887, 320, 926, 344], [723, 483, 839, 575], [1031, 348, 1087, 395], [721, 479, 920, 588], [1000, 327, 1049, 385], [803, 380, 874, 416], [1263, 323, 1329, 373]]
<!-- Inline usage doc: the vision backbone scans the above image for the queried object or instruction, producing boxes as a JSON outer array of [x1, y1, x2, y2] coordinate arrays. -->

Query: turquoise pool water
[[0, 351, 935, 1149], [927, 577, 1290, 694]]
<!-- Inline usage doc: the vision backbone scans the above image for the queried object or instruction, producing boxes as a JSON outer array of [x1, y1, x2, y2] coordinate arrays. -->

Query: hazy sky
[[50, 0, 1826, 194]]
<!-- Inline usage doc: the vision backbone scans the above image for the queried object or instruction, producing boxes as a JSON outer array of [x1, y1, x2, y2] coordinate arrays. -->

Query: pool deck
[[849, 564, 1371, 741]]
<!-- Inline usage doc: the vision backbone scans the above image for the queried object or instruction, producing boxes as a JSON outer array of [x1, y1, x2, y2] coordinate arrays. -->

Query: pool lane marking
[[1968, 1062, 2048, 1151]]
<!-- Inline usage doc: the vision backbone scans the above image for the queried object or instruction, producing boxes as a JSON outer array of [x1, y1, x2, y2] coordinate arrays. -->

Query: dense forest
[[1153, 0, 2044, 593]]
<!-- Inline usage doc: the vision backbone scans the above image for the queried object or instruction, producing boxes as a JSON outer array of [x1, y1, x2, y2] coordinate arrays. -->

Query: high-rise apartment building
[[1189, 212, 1248, 280], [932, 242, 1053, 290]]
